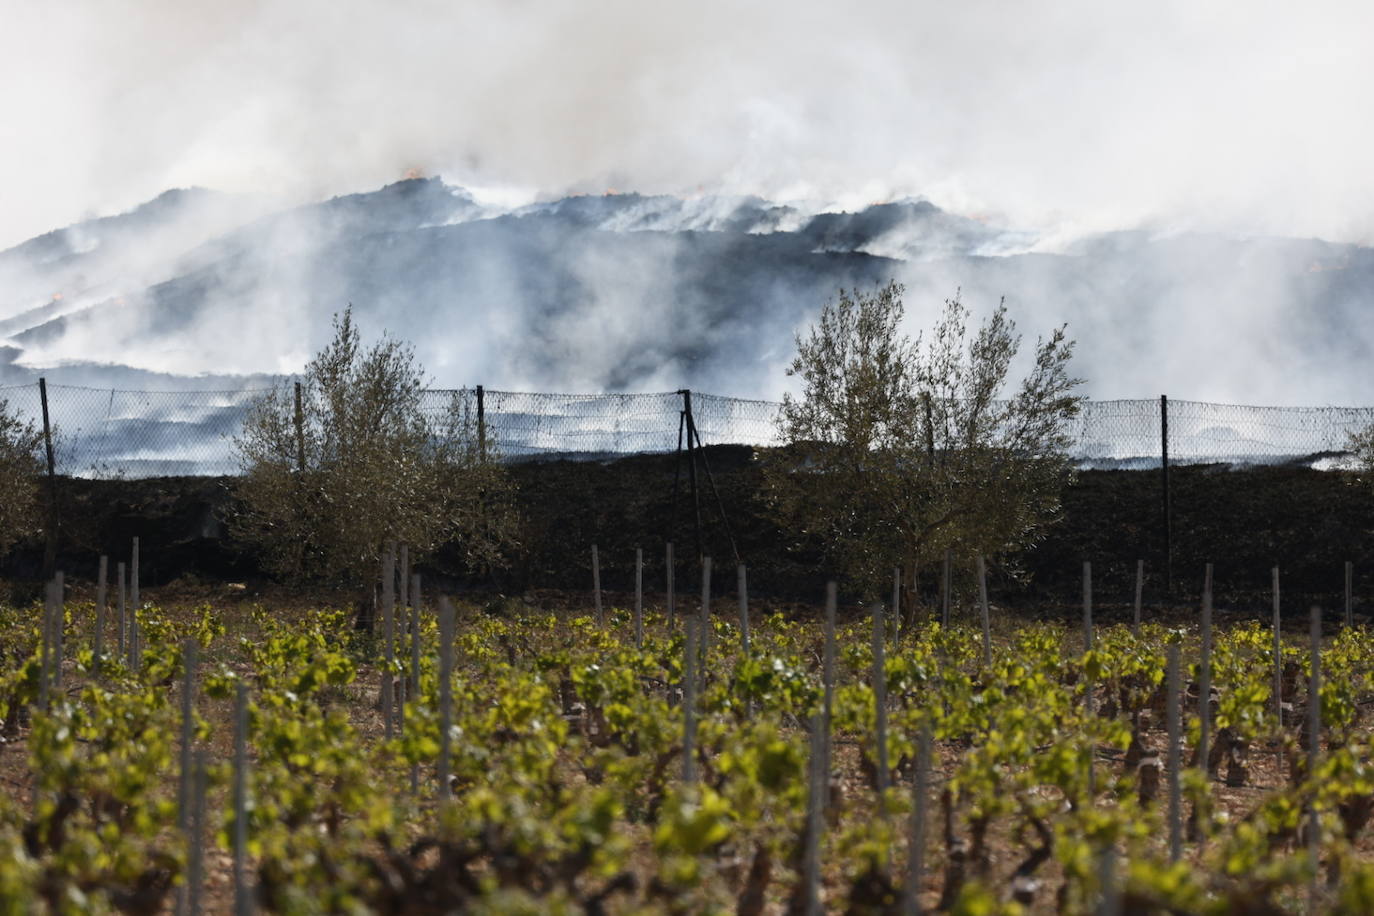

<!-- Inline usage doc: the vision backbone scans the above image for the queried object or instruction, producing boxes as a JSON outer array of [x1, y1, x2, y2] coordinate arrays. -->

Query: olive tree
[[231, 308, 520, 585], [0, 400, 42, 556], [765, 280, 1083, 600]]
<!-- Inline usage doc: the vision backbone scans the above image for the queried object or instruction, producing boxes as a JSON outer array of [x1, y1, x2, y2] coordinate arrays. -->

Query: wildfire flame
[[50, 293, 62, 302], [403, 167, 425, 180]]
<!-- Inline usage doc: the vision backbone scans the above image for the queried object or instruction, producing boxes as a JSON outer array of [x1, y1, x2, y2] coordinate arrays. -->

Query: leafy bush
[[231, 307, 520, 583], [765, 281, 1083, 596], [0, 399, 42, 557]]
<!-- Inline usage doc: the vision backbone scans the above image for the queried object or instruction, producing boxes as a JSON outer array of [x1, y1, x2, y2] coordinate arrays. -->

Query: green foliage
[[766, 281, 1084, 595], [231, 307, 521, 582], [0, 398, 42, 557]]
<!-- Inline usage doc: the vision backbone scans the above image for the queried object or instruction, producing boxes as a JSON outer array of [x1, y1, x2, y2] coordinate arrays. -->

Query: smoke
[[5, 1, 1374, 250]]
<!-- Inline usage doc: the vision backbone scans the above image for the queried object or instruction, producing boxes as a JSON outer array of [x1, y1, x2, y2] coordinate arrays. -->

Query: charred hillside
[[4, 454, 1370, 618]]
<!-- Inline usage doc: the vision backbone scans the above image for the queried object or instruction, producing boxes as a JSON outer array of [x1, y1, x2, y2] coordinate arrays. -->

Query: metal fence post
[[39, 378, 58, 579], [1161, 395, 1172, 597], [476, 385, 486, 461]]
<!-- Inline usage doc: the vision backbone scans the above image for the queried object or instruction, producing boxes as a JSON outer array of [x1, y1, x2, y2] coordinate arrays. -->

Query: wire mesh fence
[[1, 381, 1371, 479]]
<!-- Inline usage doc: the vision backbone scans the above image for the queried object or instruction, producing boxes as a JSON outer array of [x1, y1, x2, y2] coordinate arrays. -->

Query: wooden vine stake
[[409, 573, 422, 795], [872, 602, 889, 803], [38, 581, 52, 710], [437, 597, 456, 801], [95, 555, 107, 674], [737, 563, 750, 656], [803, 710, 825, 916], [699, 557, 712, 689], [1133, 559, 1144, 633], [117, 561, 127, 664], [397, 546, 409, 709], [1345, 560, 1354, 629], [1083, 561, 1094, 795], [891, 567, 902, 642], [1095, 846, 1119, 916], [822, 582, 837, 810], [381, 542, 396, 740], [232, 683, 251, 916], [1166, 643, 1182, 863], [666, 541, 676, 630], [186, 750, 208, 916], [1273, 567, 1283, 731], [131, 536, 140, 611], [592, 544, 603, 628], [634, 548, 644, 649], [53, 572, 64, 692], [1200, 564, 1213, 777], [1308, 605, 1322, 914], [942, 549, 952, 629], [902, 723, 932, 916], [682, 615, 698, 785], [178, 640, 199, 837], [976, 556, 992, 669]]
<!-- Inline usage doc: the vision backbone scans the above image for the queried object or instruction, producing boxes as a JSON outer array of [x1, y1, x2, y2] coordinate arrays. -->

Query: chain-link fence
[[1, 381, 1371, 478]]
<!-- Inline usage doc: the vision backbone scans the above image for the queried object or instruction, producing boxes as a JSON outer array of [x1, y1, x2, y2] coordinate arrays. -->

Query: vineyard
[[4, 563, 1374, 914]]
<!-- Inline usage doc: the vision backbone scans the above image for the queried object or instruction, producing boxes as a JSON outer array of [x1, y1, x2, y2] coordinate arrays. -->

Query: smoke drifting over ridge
[[2, 178, 1374, 408], [3, 2, 1374, 406], [5, 1, 1374, 249]]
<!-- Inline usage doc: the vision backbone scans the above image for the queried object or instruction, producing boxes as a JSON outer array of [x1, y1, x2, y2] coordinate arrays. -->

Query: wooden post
[[178, 640, 199, 835], [592, 545, 603, 627], [1133, 559, 1144, 634], [666, 542, 676, 630], [293, 381, 306, 476], [131, 537, 140, 612], [117, 561, 127, 663], [942, 549, 952, 629], [437, 598, 455, 801], [891, 567, 902, 642], [737, 563, 749, 655], [1273, 567, 1283, 730], [52, 571, 63, 691], [95, 555, 107, 674], [902, 724, 932, 916], [39, 582, 52, 710], [410, 574, 422, 702], [39, 378, 58, 580], [803, 710, 825, 916], [976, 556, 992, 669], [409, 573, 422, 796], [872, 602, 889, 801], [232, 684, 251, 916], [1309, 605, 1322, 914], [822, 582, 837, 810], [187, 750, 208, 916], [699, 557, 712, 690], [1167, 644, 1182, 862], [1095, 846, 1119, 916], [1200, 564, 1213, 775], [682, 615, 698, 784], [1083, 561, 1094, 652], [1345, 561, 1353, 629], [382, 542, 396, 740], [635, 548, 644, 649]]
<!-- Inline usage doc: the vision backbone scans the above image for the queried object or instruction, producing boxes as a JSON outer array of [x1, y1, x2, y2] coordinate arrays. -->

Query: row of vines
[[2, 579, 1374, 913]]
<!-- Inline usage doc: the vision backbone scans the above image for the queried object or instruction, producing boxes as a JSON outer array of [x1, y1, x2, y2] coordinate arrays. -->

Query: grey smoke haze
[[3, 1, 1374, 409], [4, 1, 1374, 249]]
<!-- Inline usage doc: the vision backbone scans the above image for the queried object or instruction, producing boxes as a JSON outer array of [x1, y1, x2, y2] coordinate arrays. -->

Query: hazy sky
[[3, 0, 1373, 249]]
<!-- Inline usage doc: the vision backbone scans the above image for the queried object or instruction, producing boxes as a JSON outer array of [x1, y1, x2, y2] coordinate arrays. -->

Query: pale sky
[[3, 0, 1373, 248]]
